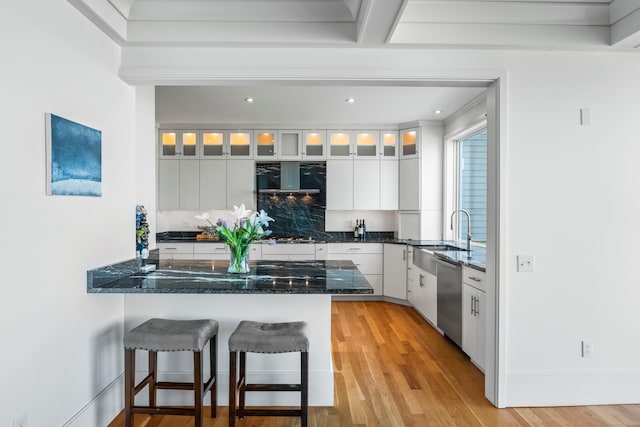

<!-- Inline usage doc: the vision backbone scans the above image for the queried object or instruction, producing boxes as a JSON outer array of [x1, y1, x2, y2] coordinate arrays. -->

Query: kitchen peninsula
[[87, 253, 372, 407]]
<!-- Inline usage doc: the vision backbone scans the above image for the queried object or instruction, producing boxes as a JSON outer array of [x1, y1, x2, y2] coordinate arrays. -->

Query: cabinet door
[[400, 128, 419, 159], [159, 130, 200, 159], [383, 243, 407, 300], [423, 270, 438, 325], [380, 131, 399, 159], [199, 160, 227, 210], [327, 131, 353, 158], [302, 130, 326, 160], [462, 283, 478, 363], [226, 160, 255, 210], [202, 131, 226, 158], [254, 130, 276, 159], [353, 159, 379, 210], [355, 131, 379, 158], [475, 290, 486, 371], [179, 159, 200, 210], [326, 160, 353, 210], [228, 131, 253, 158], [379, 160, 398, 210], [158, 159, 180, 210], [278, 130, 302, 160], [399, 158, 420, 210]]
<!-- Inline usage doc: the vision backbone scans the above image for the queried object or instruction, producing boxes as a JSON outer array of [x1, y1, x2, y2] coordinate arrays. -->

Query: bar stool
[[123, 318, 218, 427], [228, 320, 309, 427]]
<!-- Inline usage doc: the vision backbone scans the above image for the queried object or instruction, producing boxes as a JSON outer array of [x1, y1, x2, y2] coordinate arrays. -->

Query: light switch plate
[[517, 255, 534, 272]]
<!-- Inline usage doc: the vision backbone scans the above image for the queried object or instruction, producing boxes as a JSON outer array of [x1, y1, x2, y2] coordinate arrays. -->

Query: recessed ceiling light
[[345, 97, 355, 104], [434, 110, 442, 114], [244, 97, 255, 103]]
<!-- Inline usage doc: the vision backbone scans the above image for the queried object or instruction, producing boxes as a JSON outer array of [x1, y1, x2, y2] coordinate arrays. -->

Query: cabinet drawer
[[328, 242, 383, 254], [462, 266, 486, 292], [158, 243, 194, 254], [194, 243, 228, 254], [315, 243, 328, 260], [261, 243, 316, 256], [327, 253, 382, 275]]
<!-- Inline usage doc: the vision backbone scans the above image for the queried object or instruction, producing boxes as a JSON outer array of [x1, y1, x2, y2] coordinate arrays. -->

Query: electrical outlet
[[13, 413, 27, 427], [582, 340, 593, 358], [517, 255, 534, 272]]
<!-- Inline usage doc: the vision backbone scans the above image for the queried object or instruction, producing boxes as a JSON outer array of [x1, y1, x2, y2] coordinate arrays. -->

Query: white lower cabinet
[[462, 266, 486, 371], [328, 243, 383, 295], [261, 243, 316, 260], [158, 242, 194, 260], [407, 248, 437, 326], [383, 243, 408, 300]]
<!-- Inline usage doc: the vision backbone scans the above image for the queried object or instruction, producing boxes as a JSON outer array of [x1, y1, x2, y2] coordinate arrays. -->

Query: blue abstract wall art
[[45, 113, 102, 196]]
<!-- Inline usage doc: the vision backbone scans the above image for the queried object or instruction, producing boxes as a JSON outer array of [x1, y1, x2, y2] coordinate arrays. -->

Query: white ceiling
[[155, 84, 487, 125], [71, 0, 640, 125]]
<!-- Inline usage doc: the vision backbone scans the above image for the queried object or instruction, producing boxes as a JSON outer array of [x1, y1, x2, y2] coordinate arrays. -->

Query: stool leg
[[239, 351, 246, 418], [149, 350, 157, 408], [124, 349, 135, 427], [210, 335, 217, 418], [229, 351, 237, 427], [301, 352, 309, 427], [194, 350, 203, 427]]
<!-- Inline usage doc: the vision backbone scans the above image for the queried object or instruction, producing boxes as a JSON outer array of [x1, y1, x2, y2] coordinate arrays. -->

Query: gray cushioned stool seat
[[124, 318, 219, 352], [229, 320, 308, 354]]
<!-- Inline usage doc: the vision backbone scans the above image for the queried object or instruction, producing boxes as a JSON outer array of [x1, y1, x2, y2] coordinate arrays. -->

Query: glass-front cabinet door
[[327, 131, 353, 158], [159, 130, 200, 159], [254, 130, 276, 159], [355, 131, 379, 158], [380, 131, 398, 159], [302, 130, 326, 160], [202, 131, 225, 157], [277, 130, 302, 160], [228, 131, 253, 158], [400, 128, 419, 158]]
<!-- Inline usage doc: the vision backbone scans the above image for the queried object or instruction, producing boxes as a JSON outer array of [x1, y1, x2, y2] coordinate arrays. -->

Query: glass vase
[[228, 244, 250, 274]]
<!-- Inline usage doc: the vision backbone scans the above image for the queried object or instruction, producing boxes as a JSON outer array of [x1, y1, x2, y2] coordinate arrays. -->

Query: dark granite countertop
[[156, 231, 396, 244], [87, 256, 374, 294]]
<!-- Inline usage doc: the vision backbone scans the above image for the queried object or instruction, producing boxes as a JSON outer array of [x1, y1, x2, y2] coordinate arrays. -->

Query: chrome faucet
[[450, 209, 472, 252]]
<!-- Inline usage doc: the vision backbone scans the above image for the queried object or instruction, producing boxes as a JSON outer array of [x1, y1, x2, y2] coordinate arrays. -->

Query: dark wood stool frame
[[228, 349, 308, 427], [124, 334, 217, 427]]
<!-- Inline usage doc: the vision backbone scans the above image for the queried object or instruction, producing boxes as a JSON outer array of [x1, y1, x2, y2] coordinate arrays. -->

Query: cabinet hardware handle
[[419, 274, 425, 288], [166, 247, 177, 250], [402, 249, 406, 261], [469, 276, 482, 282], [471, 295, 475, 315], [474, 296, 479, 316], [349, 247, 362, 250]]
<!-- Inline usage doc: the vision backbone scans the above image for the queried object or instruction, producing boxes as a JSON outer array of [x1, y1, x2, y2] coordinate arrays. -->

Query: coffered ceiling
[[71, 0, 640, 49]]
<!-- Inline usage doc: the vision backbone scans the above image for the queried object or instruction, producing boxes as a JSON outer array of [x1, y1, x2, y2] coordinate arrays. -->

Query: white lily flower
[[256, 209, 274, 225], [231, 204, 252, 221]]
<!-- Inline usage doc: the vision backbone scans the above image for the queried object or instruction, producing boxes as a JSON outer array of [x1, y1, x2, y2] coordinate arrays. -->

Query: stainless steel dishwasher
[[435, 258, 463, 348]]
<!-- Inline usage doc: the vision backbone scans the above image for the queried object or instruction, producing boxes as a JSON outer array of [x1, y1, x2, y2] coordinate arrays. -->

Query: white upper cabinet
[[354, 131, 379, 158], [227, 131, 253, 158], [277, 130, 303, 160], [327, 130, 354, 158], [302, 130, 326, 160], [159, 130, 200, 159], [380, 130, 399, 159], [253, 130, 277, 159], [400, 128, 419, 159]]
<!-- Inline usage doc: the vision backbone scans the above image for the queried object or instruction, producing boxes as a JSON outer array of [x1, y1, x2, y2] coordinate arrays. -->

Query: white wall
[[0, 2, 136, 425], [119, 46, 640, 406]]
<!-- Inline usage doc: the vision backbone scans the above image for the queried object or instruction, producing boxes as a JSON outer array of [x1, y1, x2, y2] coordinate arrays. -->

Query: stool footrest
[[238, 409, 302, 417], [155, 381, 195, 391], [132, 406, 198, 416], [244, 383, 302, 392]]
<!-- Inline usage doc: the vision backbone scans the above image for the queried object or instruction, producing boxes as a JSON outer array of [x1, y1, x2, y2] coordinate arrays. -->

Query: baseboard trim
[[62, 374, 123, 427], [506, 369, 640, 407]]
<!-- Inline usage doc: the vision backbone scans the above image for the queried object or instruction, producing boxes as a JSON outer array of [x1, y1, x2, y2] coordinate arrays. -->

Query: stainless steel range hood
[[258, 161, 320, 194]]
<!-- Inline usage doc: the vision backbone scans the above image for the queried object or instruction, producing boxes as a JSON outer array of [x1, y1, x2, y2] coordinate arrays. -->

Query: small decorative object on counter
[[136, 205, 150, 264], [196, 204, 274, 274], [195, 213, 218, 240]]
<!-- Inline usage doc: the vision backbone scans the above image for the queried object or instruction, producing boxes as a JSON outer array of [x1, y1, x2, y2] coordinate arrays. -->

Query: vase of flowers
[[196, 204, 274, 274]]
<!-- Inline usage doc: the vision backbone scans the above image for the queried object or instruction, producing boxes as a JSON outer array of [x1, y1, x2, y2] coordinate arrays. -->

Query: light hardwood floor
[[108, 301, 640, 426]]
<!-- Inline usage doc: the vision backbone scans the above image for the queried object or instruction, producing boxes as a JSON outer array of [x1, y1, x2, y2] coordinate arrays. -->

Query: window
[[455, 128, 487, 243]]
